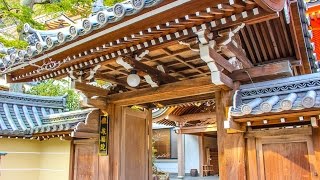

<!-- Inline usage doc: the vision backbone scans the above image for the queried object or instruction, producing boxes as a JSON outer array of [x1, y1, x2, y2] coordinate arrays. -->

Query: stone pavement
[[169, 175, 219, 180]]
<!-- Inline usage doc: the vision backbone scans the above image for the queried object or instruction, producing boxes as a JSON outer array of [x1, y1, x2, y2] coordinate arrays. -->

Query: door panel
[[73, 142, 98, 180], [263, 142, 311, 180], [120, 108, 150, 180], [255, 136, 317, 180]]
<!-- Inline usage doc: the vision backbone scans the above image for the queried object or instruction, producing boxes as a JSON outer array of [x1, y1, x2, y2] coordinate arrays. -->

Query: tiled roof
[[0, 0, 163, 71], [0, 91, 97, 136], [231, 73, 320, 117]]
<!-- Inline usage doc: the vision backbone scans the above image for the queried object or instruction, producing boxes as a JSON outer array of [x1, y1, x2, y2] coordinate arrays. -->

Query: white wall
[[155, 159, 178, 173], [154, 134, 200, 174], [184, 134, 200, 173]]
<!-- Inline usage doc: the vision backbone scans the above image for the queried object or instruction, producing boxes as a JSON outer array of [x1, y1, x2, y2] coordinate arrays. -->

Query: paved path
[[170, 175, 219, 180]]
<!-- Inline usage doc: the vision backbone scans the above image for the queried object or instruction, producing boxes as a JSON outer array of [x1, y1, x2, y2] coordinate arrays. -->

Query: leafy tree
[[27, 79, 80, 111], [0, 0, 121, 48]]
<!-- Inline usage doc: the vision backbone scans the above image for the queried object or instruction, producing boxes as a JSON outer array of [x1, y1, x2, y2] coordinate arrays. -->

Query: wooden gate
[[73, 140, 99, 180], [246, 128, 319, 180], [119, 107, 152, 180]]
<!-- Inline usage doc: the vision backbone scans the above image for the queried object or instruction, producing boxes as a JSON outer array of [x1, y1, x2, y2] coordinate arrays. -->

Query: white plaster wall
[[154, 134, 200, 174], [184, 134, 200, 173], [155, 159, 178, 173]]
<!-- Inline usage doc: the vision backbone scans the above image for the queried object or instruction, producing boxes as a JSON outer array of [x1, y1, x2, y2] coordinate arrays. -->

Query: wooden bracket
[[224, 120, 246, 133], [80, 96, 107, 112], [311, 117, 319, 128], [73, 81, 109, 98], [198, 42, 233, 89]]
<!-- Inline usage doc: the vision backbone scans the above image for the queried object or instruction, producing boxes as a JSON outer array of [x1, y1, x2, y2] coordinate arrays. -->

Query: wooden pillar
[[147, 110, 153, 180], [312, 128, 320, 177], [199, 133, 204, 177], [215, 91, 246, 180], [177, 126, 185, 178], [246, 137, 258, 180], [107, 103, 121, 180]]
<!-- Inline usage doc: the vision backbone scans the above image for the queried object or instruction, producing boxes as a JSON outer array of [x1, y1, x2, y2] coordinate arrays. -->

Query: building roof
[[231, 72, 320, 117], [154, 100, 215, 127], [0, 91, 97, 137], [1, 0, 314, 85], [0, 0, 163, 72]]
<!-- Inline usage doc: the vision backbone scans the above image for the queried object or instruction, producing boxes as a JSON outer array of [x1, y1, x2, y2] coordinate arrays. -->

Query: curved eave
[[6, 0, 288, 82], [5, 0, 174, 76]]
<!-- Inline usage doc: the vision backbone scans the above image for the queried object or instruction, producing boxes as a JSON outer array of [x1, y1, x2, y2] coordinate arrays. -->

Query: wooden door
[[73, 140, 99, 180], [256, 136, 317, 180], [120, 107, 151, 180]]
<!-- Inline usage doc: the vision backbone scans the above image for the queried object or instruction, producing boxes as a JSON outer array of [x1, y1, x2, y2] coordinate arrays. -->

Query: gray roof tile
[[231, 73, 320, 117], [0, 91, 97, 136]]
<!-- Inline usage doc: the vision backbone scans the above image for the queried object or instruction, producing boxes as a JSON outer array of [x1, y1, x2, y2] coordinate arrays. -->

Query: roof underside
[[155, 102, 215, 127], [4, 0, 312, 81], [0, 0, 315, 107]]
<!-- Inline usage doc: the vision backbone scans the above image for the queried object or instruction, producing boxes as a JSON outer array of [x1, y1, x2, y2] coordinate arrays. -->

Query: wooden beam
[[223, 43, 254, 68], [122, 56, 177, 84], [224, 120, 246, 133], [229, 60, 293, 82], [71, 132, 100, 139], [73, 81, 109, 98], [107, 76, 222, 106], [180, 125, 217, 134], [81, 96, 107, 111], [209, 47, 236, 73], [234, 110, 320, 123], [94, 72, 136, 90], [245, 126, 312, 138]]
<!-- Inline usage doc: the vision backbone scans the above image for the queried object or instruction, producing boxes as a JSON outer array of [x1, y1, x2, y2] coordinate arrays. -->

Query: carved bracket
[[193, 24, 247, 88], [116, 55, 177, 88], [67, 64, 101, 83]]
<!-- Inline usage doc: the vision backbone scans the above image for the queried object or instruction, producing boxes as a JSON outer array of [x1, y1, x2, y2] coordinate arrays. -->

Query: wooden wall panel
[[216, 91, 246, 180], [246, 137, 258, 180], [99, 156, 109, 180], [312, 128, 320, 178], [246, 130, 318, 180], [73, 140, 98, 180], [119, 108, 151, 180], [263, 142, 311, 180]]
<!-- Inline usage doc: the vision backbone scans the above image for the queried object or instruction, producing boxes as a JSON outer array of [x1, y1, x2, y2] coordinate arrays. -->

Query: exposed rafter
[[94, 72, 136, 90], [222, 43, 253, 68], [121, 56, 178, 84], [73, 81, 109, 98], [9, 6, 279, 83]]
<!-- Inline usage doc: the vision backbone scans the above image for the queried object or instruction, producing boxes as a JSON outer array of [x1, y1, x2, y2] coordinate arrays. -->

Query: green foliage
[[0, 1, 45, 31], [33, 0, 93, 18], [104, 0, 122, 6], [27, 79, 80, 111], [0, 0, 122, 50], [0, 36, 28, 49]]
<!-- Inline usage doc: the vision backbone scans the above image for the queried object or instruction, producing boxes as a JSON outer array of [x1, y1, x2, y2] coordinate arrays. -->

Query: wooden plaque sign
[[99, 115, 109, 155]]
